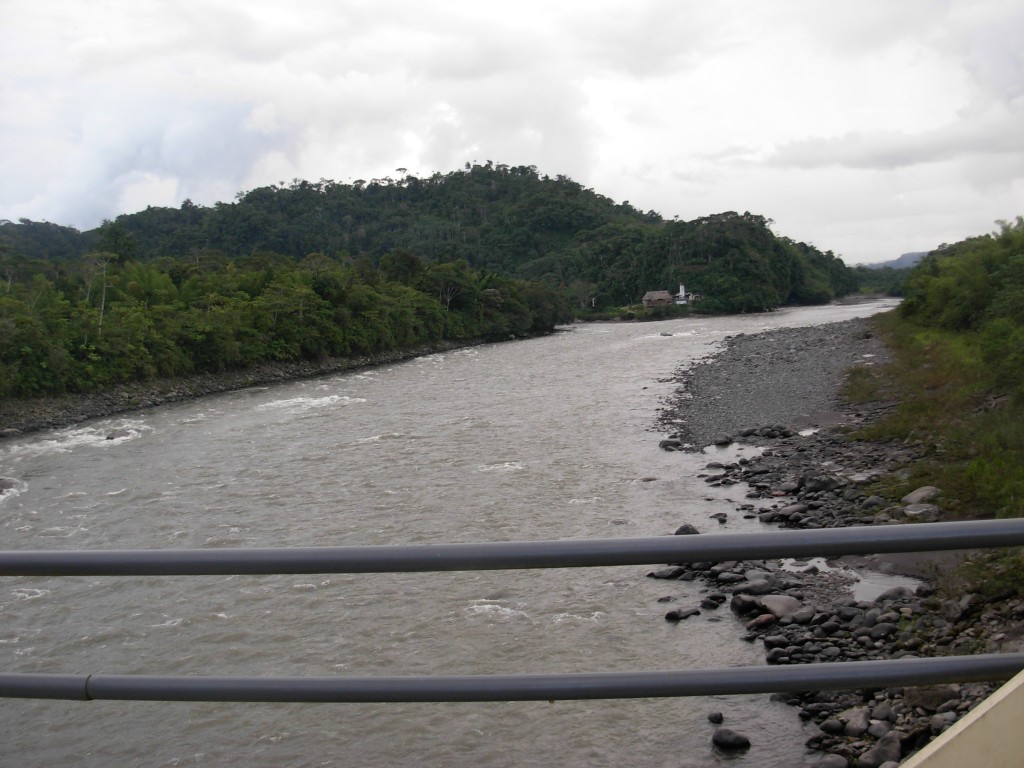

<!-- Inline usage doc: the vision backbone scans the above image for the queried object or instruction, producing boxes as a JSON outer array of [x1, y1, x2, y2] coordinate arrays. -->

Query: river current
[[0, 300, 900, 767]]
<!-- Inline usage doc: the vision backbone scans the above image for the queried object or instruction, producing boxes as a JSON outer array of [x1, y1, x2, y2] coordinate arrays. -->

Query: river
[[0, 300, 899, 767]]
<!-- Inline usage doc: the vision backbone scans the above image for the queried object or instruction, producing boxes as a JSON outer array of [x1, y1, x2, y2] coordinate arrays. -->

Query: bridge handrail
[[4, 519, 1024, 703], [4, 654, 1024, 702], [2, 518, 1024, 576]]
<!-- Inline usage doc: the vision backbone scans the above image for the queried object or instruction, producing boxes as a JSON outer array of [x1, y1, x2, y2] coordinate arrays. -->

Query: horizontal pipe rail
[[3, 654, 1024, 702], [2, 519, 1024, 577]]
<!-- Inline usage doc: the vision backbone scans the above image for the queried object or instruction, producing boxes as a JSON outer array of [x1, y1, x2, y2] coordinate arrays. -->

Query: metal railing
[[3, 518, 1024, 703]]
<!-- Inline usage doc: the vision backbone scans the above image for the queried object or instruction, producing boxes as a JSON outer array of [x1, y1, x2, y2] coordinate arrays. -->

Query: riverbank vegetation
[[0, 247, 567, 398], [1, 164, 864, 400], [844, 217, 1024, 592]]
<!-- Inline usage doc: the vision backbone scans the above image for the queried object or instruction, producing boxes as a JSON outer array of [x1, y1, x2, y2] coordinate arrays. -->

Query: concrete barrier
[[901, 668, 1024, 767]]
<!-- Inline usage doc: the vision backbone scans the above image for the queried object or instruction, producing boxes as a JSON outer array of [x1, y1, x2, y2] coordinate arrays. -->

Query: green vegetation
[[0, 239, 568, 398], [849, 265, 909, 296], [844, 217, 1024, 595], [2, 164, 857, 316], [0, 164, 865, 400]]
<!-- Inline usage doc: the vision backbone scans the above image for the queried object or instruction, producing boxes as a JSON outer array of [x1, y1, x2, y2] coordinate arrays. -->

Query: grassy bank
[[843, 309, 1024, 596]]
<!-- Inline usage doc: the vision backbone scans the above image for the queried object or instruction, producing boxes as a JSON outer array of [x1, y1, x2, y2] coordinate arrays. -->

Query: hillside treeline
[[0, 248, 567, 398], [2, 164, 856, 313], [899, 216, 1024, 400], [861, 216, 1024, 524]]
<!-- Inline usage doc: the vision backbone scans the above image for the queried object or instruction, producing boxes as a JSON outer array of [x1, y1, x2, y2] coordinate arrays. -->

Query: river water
[[0, 300, 899, 767]]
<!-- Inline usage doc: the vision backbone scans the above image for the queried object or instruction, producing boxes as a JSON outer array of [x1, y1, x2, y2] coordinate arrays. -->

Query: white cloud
[[1, 0, 1021, 262]]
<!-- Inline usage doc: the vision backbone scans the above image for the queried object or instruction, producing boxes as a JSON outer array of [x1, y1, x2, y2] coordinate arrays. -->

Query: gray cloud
[[769, 109, 1024, 174], [2, 0, 1022, 262]]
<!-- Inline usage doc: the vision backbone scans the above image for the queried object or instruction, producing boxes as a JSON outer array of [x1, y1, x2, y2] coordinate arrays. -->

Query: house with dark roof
[[641, 290, 674, 307]]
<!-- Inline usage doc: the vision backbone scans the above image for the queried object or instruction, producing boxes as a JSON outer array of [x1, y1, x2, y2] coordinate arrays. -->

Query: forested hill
[[2, 163, 855, 312]]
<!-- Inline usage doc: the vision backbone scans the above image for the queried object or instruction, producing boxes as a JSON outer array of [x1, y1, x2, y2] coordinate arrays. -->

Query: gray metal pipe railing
[[2, 518, 1024, 576], [4, 518, 1024, 703], [3, 654, 1024, 702]]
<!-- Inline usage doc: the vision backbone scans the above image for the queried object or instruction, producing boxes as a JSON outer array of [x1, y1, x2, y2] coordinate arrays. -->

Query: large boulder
[[711, 728, 750, 752], [802, 473, 843, 493], [903, 503, 940, 521], [756, 594, 802, 618], [856, 731, 903, 768], [903, 685, 960, 713], [839, 706, 871, 737]]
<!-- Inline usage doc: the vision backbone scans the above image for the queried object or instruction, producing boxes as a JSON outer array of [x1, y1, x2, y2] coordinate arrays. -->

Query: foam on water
[[255, 394, 366, 411], [552, 611, 607, 624], [2, 420, 150, 461], [0, 477, 28, 504], [477, 461, 524, 472], [11, 588, 50, 601], [466, 600, 530, 621], [356, 432, 407, 443]]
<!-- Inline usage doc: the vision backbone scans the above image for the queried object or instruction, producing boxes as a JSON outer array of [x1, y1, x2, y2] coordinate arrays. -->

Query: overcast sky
[[2, 0, 1022, 264]]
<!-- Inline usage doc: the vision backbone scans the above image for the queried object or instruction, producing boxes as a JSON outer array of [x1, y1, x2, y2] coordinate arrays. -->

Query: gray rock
[[730, 594, 761, 615], [716, 572, 746, 584], [791, 606, 816, 624], [902, 485, 940, 504], [867, 720, 892, 738], [647, 567, 685, 580], [665, 607, 701, 622], [817, 755, 849, 768], [673, 524, 701, 535], [711, 433, 734, 446], [857, 731, 903, 768], [875, 587, 914, 603], [756, 594, 802, 618], [819, 718, 845, 735], [871, 701, 893, 721], [707, 711, 724, 724], [733, 579, 775, 595], [711, 728, 750, 751], [904, 684, 960, 713], [929, 711, 957, 734], [903, 503, 940, 521], [803, 473, 843, 493], [869, 622, 898, 639], [840, 706, 870, 736], [745, 613, 777, 631]]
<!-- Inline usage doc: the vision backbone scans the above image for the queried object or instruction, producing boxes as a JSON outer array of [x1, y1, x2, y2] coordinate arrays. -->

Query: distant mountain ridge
[[864, 251, 928, 270]]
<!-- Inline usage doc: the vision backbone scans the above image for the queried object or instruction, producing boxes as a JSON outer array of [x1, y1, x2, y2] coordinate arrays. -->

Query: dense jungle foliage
[[3, 164, 857, 310], [0, 164, 861, 399], [0, 244, 567, 398], [848, 217, 1024, 532]]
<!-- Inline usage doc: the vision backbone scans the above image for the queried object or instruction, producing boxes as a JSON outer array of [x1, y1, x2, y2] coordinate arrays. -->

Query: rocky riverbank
[[652, 317, 1024, 767], [0, 339, 484, 438]]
